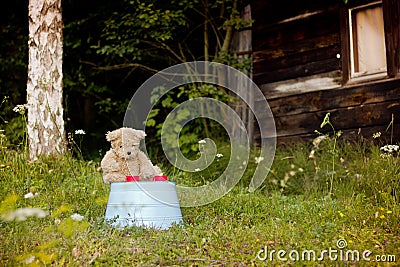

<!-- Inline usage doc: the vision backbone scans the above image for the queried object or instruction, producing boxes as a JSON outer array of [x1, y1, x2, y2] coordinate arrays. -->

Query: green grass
[[0, 137, 399, 266]]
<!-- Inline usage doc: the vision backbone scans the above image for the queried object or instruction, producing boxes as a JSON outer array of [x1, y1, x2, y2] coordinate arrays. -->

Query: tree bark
[[27, 0, 65, 160]]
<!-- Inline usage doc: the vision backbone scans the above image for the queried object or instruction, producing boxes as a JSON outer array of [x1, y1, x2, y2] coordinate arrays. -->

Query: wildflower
[[3, 207, 48, 221], [24, 255, 35, 264], [309, 149, 315, 159], [298, 168, 304, 172], [24, 192, 38, 199], [194, 168, 200, 172], [70, 213, 84, 221], [312, 135, 326, 148], [198, 139, 206, 144], [338, 211, 344, 218], [386, 210, 392, 214], [74, 129, 86, 135], [380, 144, 399, 154], [216, 153, 223, 158], [379, 215, 385, 219], [289, 171, 296, 177], [255, 156, 264, 164], [12, 104, 29, 114], [372, 132, 381, 139]]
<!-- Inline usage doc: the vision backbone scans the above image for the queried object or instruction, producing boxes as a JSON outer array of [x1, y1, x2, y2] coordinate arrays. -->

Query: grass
[[0, 135, 399, 266]]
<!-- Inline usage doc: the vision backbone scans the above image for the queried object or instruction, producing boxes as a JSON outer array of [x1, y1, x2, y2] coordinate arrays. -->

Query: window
[[349, 2, 386, 78], [340, 0, 400, 84]]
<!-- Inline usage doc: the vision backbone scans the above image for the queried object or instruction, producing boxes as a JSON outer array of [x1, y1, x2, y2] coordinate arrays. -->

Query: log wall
[[251, 0, 400, 143]]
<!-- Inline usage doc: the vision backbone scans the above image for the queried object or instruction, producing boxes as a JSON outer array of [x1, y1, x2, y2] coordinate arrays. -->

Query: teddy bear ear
[[134, 129, 146, 139], [106, 129, 121, 142]]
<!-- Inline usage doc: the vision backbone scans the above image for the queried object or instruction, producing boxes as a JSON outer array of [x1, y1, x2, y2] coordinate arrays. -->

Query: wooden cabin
[[250, 0, 400, 143]]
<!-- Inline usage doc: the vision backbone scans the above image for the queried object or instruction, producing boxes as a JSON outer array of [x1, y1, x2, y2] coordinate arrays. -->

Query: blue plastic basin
[[105, 181, 183, 230]]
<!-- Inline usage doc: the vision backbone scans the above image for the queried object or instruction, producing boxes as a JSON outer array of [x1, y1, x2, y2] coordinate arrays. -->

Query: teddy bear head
[[106, 127, 146, 159]]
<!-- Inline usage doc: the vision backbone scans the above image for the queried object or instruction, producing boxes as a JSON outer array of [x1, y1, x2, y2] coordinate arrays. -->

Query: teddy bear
[[100, 127, 163, 183]]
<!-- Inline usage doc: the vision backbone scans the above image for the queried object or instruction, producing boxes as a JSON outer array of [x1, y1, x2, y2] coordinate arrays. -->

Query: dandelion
[[379, 215, 385, 219], [12, 104, 29, 115], [24, 192, 38, 199], [372, 132, 381, 139], [216, 153, 223, 158], [74, 129, 86, 135], [386, 210, 392, 214], [70, 213, 84, 221], [198, 139, 206, 144], [255, 156, 264, 164]]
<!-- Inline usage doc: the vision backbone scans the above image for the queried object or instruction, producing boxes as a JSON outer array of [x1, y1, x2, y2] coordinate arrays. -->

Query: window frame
[[340, 0, 400, 85]]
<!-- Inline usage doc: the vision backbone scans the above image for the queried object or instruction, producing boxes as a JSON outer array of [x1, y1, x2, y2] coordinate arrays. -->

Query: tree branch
[[81, 61, 159, 73], [220, 0, 238, 53]]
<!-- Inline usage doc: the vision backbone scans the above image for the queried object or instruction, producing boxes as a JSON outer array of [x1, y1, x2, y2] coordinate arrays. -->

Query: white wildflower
[[74, 129, 86, 135], [198, 139, 206, 144], [70, 213, 84, 221], [24, 192, 38, 199], [216, 153, 223, 158], [309, 149, 315, 159], [298, 168, 304, 172], [289, 171, 296, 177], [372, 132, 381, 139], [3, 207, 48, 221], [380, 144, 399, 153], [255, 156, 264, 164], [194, 168, 201, 172], [24, 255, 35, 264], [12, 104, 29, 114], [312, 135, 326, 148]]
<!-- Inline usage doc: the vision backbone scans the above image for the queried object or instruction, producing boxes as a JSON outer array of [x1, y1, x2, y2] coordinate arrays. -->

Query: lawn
[[0, 134, 399, 266]]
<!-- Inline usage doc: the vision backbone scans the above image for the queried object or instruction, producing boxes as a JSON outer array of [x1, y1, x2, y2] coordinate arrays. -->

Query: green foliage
[[98, 0, 188, 62], [2, 0, 254, 159], [146, 83, 235, 157], [0, 11, 27, 102], [316, 113, 342, 197]]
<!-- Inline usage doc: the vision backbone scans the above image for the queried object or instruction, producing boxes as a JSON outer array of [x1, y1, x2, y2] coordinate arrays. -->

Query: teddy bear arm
[[101, 152, 125, 183], [137, 152, 159, 180]]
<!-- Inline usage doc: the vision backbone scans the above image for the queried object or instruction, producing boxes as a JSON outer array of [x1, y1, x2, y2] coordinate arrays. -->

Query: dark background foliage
[[0, 0, 246, 160]]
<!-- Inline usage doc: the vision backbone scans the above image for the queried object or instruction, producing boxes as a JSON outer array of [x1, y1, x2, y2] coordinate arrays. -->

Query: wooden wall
[[251, 0, 400, 143]]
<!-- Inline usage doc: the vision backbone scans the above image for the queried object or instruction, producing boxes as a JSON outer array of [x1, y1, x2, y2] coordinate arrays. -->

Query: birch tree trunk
[[27, 0, 65, 160]]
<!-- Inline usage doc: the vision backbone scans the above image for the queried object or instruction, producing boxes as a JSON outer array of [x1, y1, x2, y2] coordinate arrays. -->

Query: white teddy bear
[[100, 127, 163, 183]]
